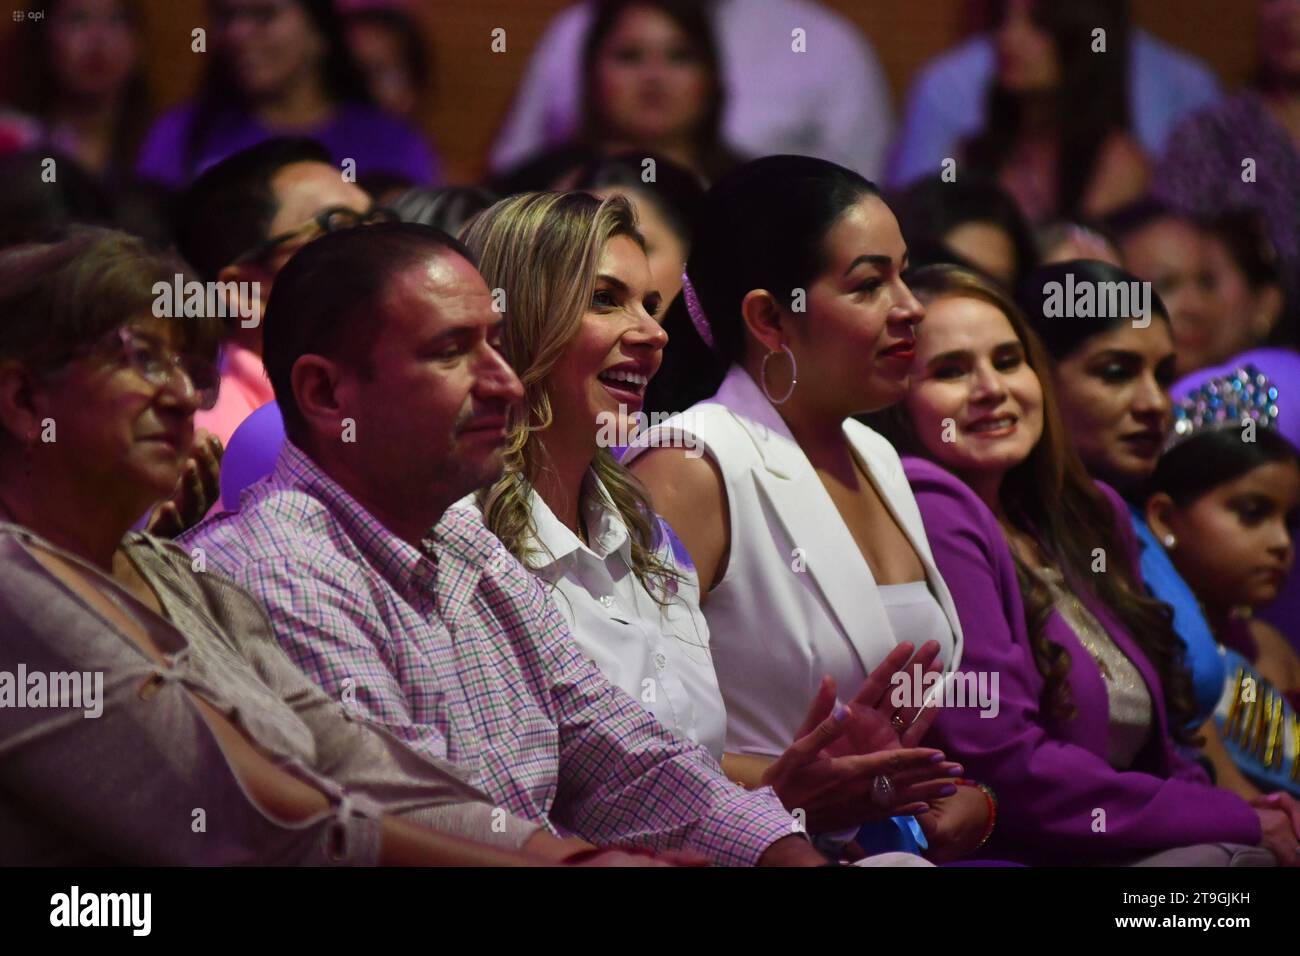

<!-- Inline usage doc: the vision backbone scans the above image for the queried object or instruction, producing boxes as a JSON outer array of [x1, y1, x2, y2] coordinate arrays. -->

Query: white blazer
[[626, 365, 965, 757]]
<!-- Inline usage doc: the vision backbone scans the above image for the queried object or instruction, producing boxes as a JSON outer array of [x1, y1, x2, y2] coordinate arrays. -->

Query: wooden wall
[[0, 0, 1261, 182]]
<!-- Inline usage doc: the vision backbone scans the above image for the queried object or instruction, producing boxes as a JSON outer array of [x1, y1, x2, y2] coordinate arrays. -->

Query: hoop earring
[[760, 344, 797, 405]]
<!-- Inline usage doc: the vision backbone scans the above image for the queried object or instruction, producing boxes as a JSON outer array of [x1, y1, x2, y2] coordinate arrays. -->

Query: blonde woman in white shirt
[[461, 190, 965, 844], [626, 156, 993, 858]]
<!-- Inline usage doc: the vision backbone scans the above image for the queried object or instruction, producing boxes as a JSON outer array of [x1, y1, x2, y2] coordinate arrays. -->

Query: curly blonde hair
[[461, 191, 684, 602]]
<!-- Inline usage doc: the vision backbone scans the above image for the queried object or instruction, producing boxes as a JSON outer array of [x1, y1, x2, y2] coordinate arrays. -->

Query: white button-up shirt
[[515, 473, 729, 761]]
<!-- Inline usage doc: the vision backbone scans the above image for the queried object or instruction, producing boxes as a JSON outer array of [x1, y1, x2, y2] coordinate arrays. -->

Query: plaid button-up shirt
[[183, 443, 795, 865]]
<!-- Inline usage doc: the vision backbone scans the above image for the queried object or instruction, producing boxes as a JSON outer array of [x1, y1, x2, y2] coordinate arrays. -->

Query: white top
[[878, 582, 954, 656], [488, 0, 895, 179], [479, 473, 729, 761], [624, 365, 963, 758]]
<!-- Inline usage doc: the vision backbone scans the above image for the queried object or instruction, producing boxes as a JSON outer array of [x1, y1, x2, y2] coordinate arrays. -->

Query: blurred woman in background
[[1157, 0, 1300, 335], [9, 0, 149, 181], [889, 176, 1039, 290], [137, 0, 439, 187], [492, 0, 741, 195], [964, 0, 1150, 223]]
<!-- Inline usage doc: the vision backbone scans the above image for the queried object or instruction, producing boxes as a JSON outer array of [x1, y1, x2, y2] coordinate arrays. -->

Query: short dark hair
[[1016, 259, 1170, 362], [261, 222, 475, 443], [889, 176, 1038, 289], [174, 137, 333, 280], [0, 227, 221, 371], [1150, 426, 1299, 508]]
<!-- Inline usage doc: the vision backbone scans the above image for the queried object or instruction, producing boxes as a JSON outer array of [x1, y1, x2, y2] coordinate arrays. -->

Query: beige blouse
[[1037, 566, 1153, 769], [0, 524, 540, 865]]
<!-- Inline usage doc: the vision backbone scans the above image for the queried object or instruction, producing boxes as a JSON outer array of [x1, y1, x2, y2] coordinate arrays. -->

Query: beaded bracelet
[[955, 779, 998, 850]]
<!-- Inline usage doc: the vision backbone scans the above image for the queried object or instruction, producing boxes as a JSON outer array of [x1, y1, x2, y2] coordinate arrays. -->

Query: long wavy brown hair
[[870, 264, 1200, 742], [461, 191, 684, 603]]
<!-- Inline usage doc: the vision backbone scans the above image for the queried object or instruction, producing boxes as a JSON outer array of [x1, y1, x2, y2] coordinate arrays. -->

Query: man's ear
[[739, 289, 785, 355], [291, 355, 348, 444], [1145, 491, 1179, 543], [0, 360, 45, 444]]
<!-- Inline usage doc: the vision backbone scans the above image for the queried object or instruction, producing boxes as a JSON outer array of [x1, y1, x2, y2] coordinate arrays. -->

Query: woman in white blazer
[[627, 156, 991, 858], [460, 188, 969, 851]]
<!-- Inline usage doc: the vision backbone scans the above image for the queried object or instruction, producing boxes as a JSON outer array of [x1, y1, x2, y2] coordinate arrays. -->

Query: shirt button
[[599, 595, 614, 609], [653, 651, 667, 670]]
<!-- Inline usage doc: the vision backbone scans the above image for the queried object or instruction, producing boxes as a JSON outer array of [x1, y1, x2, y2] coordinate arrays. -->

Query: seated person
[[461, 189, 963, 857], [1145, 366, 1300, 795], [174, 136, 385, 448], [870, 263, 1300, 865], [181, 222, 827, 866], [137, 0, 439, 188], [491, 0, 744, 194], [0, 228, 604, 866]]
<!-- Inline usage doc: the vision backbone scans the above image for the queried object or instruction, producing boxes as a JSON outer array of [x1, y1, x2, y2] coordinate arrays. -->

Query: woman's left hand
[[147, 430, 223, 538], [918, 784, 991, 862]]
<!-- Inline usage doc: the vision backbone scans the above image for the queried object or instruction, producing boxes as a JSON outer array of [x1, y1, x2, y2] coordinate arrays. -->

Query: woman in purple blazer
[[870, 264, 1300, 866]]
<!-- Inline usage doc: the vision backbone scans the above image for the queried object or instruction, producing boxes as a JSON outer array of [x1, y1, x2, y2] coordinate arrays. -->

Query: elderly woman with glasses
[[0, 228, 629, 866]]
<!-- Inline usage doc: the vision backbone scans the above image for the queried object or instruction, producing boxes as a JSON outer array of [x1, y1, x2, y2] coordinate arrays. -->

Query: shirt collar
[[270, 441, 435, 591], [523, 470, 632, 570]]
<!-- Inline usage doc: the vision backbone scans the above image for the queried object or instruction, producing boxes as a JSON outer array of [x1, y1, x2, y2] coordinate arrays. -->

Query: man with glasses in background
[[174, 137, 393, 450]]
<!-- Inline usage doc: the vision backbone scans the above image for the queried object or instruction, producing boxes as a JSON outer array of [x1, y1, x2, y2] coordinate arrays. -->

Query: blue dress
[[1127, 505, 1225, 724], [1129, 506, 1300, 795]]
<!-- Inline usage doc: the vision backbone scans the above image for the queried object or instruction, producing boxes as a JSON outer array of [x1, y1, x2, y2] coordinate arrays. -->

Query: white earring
[[1162, 533, 1177, 549], [760, 344, 797, 405]]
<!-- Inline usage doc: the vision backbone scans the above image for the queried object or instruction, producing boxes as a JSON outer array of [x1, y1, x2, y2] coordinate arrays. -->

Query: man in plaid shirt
[[185, 224, 823, 866]]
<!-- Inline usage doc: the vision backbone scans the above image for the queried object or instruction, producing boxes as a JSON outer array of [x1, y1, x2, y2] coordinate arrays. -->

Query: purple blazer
[[902, 457, 1259, 864]]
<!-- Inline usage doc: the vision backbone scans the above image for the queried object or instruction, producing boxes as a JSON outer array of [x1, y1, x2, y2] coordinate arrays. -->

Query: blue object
[[854, 815, 929, 856], [220, 402, 286, 511], [1128, 505, 1226, 725]]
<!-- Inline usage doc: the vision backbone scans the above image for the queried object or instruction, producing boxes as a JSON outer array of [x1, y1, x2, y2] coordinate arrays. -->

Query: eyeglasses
[[47, 327, 222, 411], [232, 205, 399, 268]]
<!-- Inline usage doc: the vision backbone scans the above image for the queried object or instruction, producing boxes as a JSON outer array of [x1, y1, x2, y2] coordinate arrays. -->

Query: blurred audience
[[890, 176, 1039, 289], [344, 5, 429, 122], [1107, 200, 1219, 375], [1156, 0, 1300, 330], [136, 0, 439, 187], [492, 0, 742, 194], [490, 0, 894, 180], [889, 0, 1219, 191], [391, 184, 496, 236], [958, 0, 1151, 223], [173, 136, 380, 447], [5, 0, 149, 182], [1202, 212, 1293, 356], [1036, 220, 1123, 267], [568, 151, 703, 307]]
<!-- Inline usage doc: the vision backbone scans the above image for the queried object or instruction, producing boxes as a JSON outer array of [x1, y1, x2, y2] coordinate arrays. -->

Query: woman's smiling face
[[905, 294, 1044, 484], [546, 234, 666, 446]]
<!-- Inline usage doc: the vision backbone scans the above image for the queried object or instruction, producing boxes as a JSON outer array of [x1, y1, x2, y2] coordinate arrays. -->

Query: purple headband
[[680, 270, 715, 351]]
